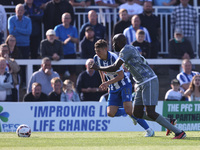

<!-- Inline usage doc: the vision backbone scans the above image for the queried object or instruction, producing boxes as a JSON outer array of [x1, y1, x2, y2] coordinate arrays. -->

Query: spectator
[[54, 12, 78, 83], [123, 15, 151, 44], [132, 29, 151, 58], [168, 28, 194, 81], [0, 57, 14, 101], [27, 57, 60, 95], [165, 79, 184, 101], [171, 0, 197, 53], [40, 29, 63, 61], [5, 35, 21, 59], [0, 0, 23, 5], [80, 26, 97, 59], [24, 82, 48, 101], [154, 0, 177, 12], [0, 44, 20, 101], [113, 9, 131, 35], [0, 5, 6, 44], [76, 58, 106, 101], [119, 0, 143, 19], [33, 0, 50, 9], [184, 74, 200, 101], [48, 77, 62, 101], [61, 79, 80, 102], [176, 59, 199, 92], [79, 10, 106, 41], [69, 0, 91, 7], [139, 1, 160, 58], [24, 0, 44, 59], [8, 4, 32, 59], [43, 0, 74, 34]]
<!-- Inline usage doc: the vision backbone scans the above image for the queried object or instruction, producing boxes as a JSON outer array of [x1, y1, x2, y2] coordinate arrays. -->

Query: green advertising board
[[162, 101, 200, 131]]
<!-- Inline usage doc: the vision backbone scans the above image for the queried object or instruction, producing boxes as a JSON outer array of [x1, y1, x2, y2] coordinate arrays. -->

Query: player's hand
[[90, 62, 99, 70]]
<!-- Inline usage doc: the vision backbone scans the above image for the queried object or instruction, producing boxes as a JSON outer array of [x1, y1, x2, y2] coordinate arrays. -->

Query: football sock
[[131, 115, 149, 130], [115, 108, 126, 116], [155, 114, 181, 134]]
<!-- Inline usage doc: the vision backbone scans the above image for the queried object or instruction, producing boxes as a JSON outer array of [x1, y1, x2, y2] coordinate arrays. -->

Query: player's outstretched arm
[[91, 58, 124, 72]]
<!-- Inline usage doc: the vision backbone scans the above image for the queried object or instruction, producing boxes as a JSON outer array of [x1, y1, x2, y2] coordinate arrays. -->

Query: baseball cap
[[171, 79, 180, 85], [174, 28, 183, 35], [46, 29, 56, 36], [85, 26, 94, 32]]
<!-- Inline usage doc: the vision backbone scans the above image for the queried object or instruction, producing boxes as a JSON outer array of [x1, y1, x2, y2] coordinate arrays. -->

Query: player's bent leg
[[107, 106, 119, 117], [145, 105, 159, 121], [133, 105, 145, 118], [123, 101, 132, 116]]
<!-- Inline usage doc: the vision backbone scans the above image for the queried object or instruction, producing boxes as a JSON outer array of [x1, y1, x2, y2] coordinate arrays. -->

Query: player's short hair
[[51, 77, 62, 84], [95, 39, 107, 49], [136, 29, 145, 36], [119, 8, 128, 14]]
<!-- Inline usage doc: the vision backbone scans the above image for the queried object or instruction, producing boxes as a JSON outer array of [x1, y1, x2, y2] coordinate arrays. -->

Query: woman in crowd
[[184, 74, 200, 101]]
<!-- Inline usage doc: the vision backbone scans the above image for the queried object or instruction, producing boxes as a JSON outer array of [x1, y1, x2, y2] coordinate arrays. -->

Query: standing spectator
[[43, 0, 74, 34], [54, 13, 78, 83], [24, 0, 44, 59], [123, 15, 151, 45], [177, 59, 199, 92], [33, 0, 50, 9], [76, 58, 106, 101], [171, 0, 197, 53], [132, 29, 151, 58], [184, 74, 200, 101], [154, 0, 177, 12], [165, 79, 184, 101], [0, 57, 14, 101], [79, 10, 106, 41], [40, 29, 63, 61], [69, 0, 91, 7], [0, 5, 7, 44], [24, 82, 48, 101], [139, 1, 160, 58], [113, 9, 131, 35], [8, 4, 32, 59], [80, 26, 97, 59], [61, 79, 80, 102], [168, 28, 194, 81], [27, 57, 60, 95], [119, 0, 143, 18], [48, 77, 62, 101], [5, 35, 21, 59], [0, 44, 20, 101]]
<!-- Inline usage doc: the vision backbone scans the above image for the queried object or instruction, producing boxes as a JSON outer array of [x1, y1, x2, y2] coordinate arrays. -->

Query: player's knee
[[133, 110, 143, 118], [146, 111, 157, 120], [107, 112, 115, 117]]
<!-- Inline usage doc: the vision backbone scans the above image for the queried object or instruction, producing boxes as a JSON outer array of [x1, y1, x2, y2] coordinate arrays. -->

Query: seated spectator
[[54, 12, 78, 83], [24, 0, 44, 59], [132, 29, 151, 58], [0, 5, 6, 44], [48, 77, 62, 101], [27, 57, 60, 95], [119, 0, 143, 19], [79, 10, 106, 41], [80, 26, 97, 59], [23, 82, 48, 101], [123, 15, 151, 45], [168, 28, 194, 81], [5, 35, 21, 59], [76, 58, 106, 101], [177, 59, 199, 92], [113, 9, 131, 35], [165, 79, 184, 101], [184, 75, 200, 101], [61, 79, 80, 102], [40, 29, 63, 61], [0, 44, 20, 101], [0, 57, 14, 101]]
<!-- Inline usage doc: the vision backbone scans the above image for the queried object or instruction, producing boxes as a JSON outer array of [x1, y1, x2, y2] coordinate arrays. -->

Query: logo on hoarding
[[0, 106, 9, 132]]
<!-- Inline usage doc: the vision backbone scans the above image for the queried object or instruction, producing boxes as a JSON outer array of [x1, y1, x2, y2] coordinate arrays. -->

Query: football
[[16, 124, 31, 137]]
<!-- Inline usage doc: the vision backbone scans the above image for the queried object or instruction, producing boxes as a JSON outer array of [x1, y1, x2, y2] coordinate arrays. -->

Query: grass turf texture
[[0, 131, 200, 150]]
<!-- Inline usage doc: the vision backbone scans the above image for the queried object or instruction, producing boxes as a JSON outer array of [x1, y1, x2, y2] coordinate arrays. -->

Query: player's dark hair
[[95, 39, 107, 49]]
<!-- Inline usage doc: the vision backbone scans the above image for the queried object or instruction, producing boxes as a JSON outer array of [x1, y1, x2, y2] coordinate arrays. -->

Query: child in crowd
[[184, 75, 200, 101], [132, 29, 151, 58], [61, 79, 80, 102], [48, 77, 62, 101], [165, 79, 184, 101]]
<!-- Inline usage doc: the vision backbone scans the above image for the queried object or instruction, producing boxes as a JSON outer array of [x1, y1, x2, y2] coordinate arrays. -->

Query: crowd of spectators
[[0, 0, 199, 102]]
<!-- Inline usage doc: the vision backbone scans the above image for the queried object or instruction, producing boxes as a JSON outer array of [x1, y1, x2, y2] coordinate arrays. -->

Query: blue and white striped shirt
[[94, 51, 131, 92]]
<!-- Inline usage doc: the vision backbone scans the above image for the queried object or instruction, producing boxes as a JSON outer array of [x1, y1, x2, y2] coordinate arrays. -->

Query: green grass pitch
[[0, 131, 200, 150]]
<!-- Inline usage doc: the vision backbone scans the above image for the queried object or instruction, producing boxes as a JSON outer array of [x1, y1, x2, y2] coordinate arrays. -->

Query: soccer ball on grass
[[16, 124, 31, 137]]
